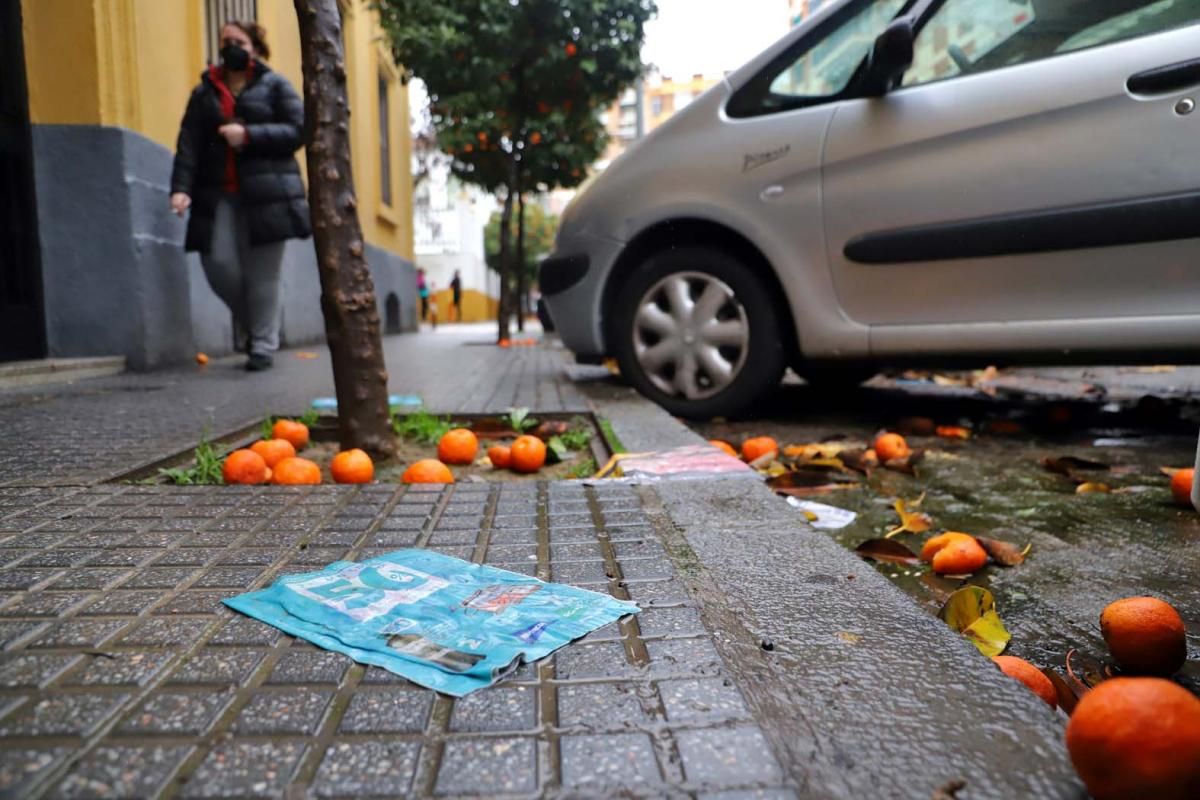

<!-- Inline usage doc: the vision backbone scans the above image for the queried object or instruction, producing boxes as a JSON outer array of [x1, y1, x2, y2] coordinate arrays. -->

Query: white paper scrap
[[786, 497, 858, 530]]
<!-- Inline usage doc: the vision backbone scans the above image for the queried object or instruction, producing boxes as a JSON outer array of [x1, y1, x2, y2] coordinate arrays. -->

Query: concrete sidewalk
[[0, 328, 1085, 798]]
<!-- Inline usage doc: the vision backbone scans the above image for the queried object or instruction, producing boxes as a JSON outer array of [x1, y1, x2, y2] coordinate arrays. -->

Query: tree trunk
[[496, 185, 514, 343], [293, 0, 395, 458], [516, 192, 527, 333]]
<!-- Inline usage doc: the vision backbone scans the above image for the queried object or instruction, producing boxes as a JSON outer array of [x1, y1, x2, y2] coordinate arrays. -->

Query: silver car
[[540, 0, 1200, 418]]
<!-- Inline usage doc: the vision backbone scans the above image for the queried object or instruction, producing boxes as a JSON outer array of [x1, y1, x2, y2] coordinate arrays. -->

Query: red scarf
[[208, 63, 254, 193]]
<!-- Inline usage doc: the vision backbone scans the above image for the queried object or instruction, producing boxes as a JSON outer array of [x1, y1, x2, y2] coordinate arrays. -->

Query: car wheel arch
[[600, 217, 800, 359]]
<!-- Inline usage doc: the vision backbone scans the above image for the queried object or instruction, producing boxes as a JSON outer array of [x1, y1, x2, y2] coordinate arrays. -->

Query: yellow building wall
[[429, 288, 499, 324], [20, 0, 413, 261]]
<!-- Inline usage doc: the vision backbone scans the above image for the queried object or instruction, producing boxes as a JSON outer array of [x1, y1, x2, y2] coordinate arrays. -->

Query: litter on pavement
[[224, 549, 639, 696], [786, 497, 858, 529]]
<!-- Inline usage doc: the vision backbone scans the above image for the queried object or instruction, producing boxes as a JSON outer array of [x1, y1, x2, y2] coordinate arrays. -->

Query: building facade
[[2, 0, 416, 369]]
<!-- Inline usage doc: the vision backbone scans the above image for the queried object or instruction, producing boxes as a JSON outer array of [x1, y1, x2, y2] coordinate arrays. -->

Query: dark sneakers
[[245, 353, 274, 372]]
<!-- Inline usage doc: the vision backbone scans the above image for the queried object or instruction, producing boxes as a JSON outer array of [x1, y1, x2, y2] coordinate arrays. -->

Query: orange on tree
[[920, 532, 988, 575], [991, 656, 1056, 708], [223, 449, 269, 485], [271, 457, 322, 485], [1100, 596, 1187, 676], [250, 438, 296, 468], [709, 440, 739, 458], [511, 435, 547, 473], [741, 436, 778, 462], [1170, 468, 1194, 507], [402, 459, 455, 484], [873, 432, 910, 462], [1065, 677, 1200, 800], [331, 448, 374, 484], [272, 419, 310, 450], [438, 428, 479, 465], [488, 445, 512, 470]]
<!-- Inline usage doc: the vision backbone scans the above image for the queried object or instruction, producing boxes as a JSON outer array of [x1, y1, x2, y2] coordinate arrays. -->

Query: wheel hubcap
[[631, 272, 750, 400]]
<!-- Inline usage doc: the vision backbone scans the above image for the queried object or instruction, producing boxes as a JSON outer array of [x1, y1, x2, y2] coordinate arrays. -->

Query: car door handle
[[1128, 58, 1200, 96]]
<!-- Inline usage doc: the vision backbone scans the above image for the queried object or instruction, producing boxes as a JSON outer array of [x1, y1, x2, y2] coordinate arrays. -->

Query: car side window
[[902, 0, 1198, 89], [767, 0, 907, 99]]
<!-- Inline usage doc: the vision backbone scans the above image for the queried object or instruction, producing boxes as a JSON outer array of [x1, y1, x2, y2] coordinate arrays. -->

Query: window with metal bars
[[206, 0, 258, 64]]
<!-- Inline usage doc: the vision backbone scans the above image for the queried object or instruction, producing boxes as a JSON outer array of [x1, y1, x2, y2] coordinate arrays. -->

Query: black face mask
[[220, 44, 250, 71]]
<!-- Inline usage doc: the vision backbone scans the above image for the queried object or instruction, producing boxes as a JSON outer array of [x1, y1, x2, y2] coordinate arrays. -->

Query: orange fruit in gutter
[[873, 432, 910, 462], [438, 428, 479, 465], [921, 532, 988, 575], [272, 419, 310, 449], [222, 449, 268, 485], [1170, 468, 1194, 507], [1066, 677, 1200, 800], [196, 352, 209, 365], [992, 655, 1057, 708], [250, 438, 296, 468], [1100, 597, 1187, 676], [271, 457, 322, 485], [511, 435, 547, 473], [331, 448, 374, 484], [488, 445, 512, 469], [741, 436, 778, 462], [709, 440, 738, 458], [402, 459, 454, 483]]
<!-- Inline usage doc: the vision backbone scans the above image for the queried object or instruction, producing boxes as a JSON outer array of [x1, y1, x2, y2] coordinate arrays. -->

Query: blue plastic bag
[[224, 549, 639, 696]]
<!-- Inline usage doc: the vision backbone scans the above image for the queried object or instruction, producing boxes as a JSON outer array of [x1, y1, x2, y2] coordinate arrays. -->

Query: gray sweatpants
[[200, 196, 285, 356]]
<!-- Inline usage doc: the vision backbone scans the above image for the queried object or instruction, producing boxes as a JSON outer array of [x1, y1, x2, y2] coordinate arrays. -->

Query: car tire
[[610, 246, 786, 419]]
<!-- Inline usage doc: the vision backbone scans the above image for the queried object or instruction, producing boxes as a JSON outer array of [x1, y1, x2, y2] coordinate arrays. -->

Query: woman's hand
[[218, 123, 248, 149], [170, 192, 192, 217]]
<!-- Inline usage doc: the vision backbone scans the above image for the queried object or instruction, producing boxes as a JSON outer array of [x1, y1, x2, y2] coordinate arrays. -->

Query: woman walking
[[170, 21, 310, 371]]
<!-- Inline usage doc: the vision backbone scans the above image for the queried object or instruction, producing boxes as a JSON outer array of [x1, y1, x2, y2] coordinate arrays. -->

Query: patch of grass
[[392, 408, 453, 445], [159, 434, 226, 485], [597, 418, 626, 455], [567, 458, 597, 479], [559, 417, 594, 451]]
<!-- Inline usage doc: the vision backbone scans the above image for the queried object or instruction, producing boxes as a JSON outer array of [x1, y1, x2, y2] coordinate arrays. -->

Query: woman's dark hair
[[224, 20, 270, 60]]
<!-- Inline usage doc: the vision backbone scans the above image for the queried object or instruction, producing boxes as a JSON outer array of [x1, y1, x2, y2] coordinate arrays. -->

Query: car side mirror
[[861, 18, 914, 97]]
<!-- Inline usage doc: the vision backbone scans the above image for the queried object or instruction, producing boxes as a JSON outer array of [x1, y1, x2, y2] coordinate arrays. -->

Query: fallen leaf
[[932, 373, 969, 387], [1041, 667, 1080, 716], [838, 447, 878, 475], [935, 425, 971, 440], [1159, 466, 1183, 478], [1065, 649, 1111, 693], [1042, 455, 1110, 476], [775, 484, 860, 497], [748, 452, 777, 470], [295, 351, 320, 359], [932, 779, 968, 800], [939, 586, 1011, 657], [767, 471, 857, 492], [854, 538, 921, 565], [976, 537, 1031, 567], [835, 631, 862, 645], [883, 448, 925, 475], [1136, 365, 1177, 373], [884, 494, 932, 539], [1075, 482, 1111, 494]]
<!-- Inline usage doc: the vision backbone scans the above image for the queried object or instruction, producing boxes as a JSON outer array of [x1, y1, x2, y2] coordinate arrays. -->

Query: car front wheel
[[610, 247, 785, 419]]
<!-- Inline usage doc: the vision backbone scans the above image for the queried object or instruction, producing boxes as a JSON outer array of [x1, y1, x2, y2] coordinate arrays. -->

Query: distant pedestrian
[[428, 284, 439, 330], [170, 21, 310, 371], [450, 270, 463, 322], [417, 268, 430, 321]]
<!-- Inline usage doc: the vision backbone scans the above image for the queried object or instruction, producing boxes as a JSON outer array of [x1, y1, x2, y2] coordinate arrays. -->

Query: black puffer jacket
[[171, 63, 311, 253]]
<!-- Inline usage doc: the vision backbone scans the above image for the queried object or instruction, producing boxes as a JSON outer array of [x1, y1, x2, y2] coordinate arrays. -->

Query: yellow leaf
[[884, 495, 933, 539], [1075, 482, 1111, 494]]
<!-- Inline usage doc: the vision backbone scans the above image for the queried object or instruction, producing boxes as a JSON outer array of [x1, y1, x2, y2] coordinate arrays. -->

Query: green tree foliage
[[375, 0, 656, 339], [484, 204, 558, 281]]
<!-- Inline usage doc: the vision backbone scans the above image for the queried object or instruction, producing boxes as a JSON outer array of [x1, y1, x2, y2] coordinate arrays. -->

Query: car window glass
[[902, 0, 1199, 89], [767, 0, 907, 98]]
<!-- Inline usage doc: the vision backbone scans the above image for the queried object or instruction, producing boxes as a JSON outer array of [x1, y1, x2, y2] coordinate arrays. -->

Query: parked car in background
[[540, 0, 1200, 418]]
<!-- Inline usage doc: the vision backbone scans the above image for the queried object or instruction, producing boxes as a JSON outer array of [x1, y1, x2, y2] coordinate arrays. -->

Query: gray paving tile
[[0, 748, 70, 797], [646, 638, 724, 677], [555, 642, 640, 680], [70, 651, 176, 687], [0, 591, 94, 617], [677, 727, 784, 788], [168, 649, 267, 685], [118, 688, 236, 735], [434, 737, 537, 796], [448, 685, 537, 732], [0, 653, 82, 688], [51, 745, 192, 799], [181, 741, 306, 798], [337, 688, 432, 733], [27, 620, 130, 649], [232, 688, 334, 735], [557, 682, 654, 730], [638, 607, 706, 638], [561, 733, 662, 790], [118, 618, 214, 647], [310, 740, 420, 798], [265, 651, 351, 685], [659, 678, 751, 724], [77, 590, 163, 616], [209, 617, 283, 647], [0, 692, 130, 737]]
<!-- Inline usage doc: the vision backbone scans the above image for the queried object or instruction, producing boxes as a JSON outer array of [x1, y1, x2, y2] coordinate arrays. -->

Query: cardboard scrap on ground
[[224, 550, 638, 696]]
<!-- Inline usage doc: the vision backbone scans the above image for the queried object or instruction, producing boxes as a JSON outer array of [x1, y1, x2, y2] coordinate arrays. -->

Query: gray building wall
[[31, 124, 416, 370]]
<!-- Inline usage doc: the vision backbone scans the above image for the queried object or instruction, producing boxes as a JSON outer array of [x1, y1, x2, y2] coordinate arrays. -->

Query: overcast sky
[[641, 0, 790, 80]]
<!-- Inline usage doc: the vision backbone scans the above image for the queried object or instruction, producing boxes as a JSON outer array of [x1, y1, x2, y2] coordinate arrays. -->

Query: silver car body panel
[[545, 0, 1200, 362]]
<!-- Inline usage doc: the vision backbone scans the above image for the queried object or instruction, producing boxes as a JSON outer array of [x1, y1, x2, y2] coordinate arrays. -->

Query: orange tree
[[484, 203, 558, 321], [375, 0, 656, 342]]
